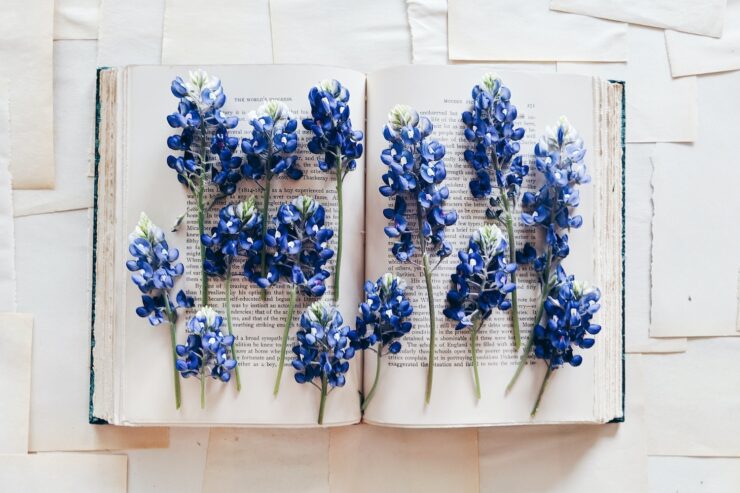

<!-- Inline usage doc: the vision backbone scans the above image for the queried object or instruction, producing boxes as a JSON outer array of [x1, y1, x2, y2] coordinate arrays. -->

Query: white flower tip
[[388, 104, 419, 130]]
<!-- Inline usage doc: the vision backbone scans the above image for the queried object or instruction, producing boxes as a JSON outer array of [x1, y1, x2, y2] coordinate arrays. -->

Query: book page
[[118, 65, 366, 426], [363, 65, 604, 426]]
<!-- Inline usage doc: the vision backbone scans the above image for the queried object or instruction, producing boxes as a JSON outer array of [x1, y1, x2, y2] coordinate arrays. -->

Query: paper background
[[0, 313, 33, 454]]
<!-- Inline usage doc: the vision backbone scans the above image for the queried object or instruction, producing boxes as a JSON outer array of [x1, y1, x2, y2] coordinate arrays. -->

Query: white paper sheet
[[645, 338, 740, 456], [126, 428, 210, 493], [270, 0, 412, 72], [479, 355, 647, 492], [0, 453, 127, 492], [13, 41, 95, 218], [97, 0, 165, 66], [665, 0, 740, 77], [557, 26, 698, 143], [650, 71, 740, 338], [14, 210, 169, 451], [448, 0, 627, 62], [406, 0, 448, 64], [0, 79, 17, 310], [550, 0, 726, 38], [202, 429, 329, 493], [649, 457, 740, 492], [162, 0, 272, 64], [54, 0, 100, 40], [0, 313, 33, 454], [0, 0, 55, 189]]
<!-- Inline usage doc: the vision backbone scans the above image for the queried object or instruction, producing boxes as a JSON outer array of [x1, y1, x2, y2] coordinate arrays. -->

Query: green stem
[[259, 170, 272, 302], [500, 192, 521, 350], [273, 284, 297, 396], [333, 149, 344, 303], [423, 253, 436, 405], [225, 268, 241, 391], [197, 177, 208, 305], [361, 347, 383, 412], [200, 368, 206, 409], [162, 299, 181, 410], [318, 373, 328, 425], [531, 366, 553, 417], [471, 321, 482, 401]]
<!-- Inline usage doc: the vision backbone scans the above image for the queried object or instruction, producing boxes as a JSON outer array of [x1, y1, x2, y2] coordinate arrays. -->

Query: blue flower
[[167, 69, 241, 197], [201, 197, 264, 278], [176, 306, 238, 384], [443, 225, 516, 331], [126, 213, 193, 326], [380, 105, 458, 262], [291, 301, 356, 424], [462, 74, 528, 204], [303, 79, 365, 175], [240, 100, 302, 182], [245, 196, 334, 297], [532, 267, 601, 369], [353, 273, 413, 354]]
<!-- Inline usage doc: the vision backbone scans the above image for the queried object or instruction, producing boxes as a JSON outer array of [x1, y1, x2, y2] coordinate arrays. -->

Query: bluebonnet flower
[[379, 104, 457, 404], [167, 69, 240, 305], [462, 74, 528, 350], [507, 117, 601, 414], [176, 306, 238, 408], [529, 268, 601, 415], [239, 100, 302, 300], [303, 79, 365, 302], [352, 273, 413, 411], [126, 212, 194, 409], [243, 196, 335, 396], [200, 197, 263, 391], [291, 301, 356, 424], [443, 225, 516, 399]]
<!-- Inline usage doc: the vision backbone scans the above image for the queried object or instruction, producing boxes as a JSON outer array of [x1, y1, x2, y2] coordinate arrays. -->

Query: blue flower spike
[[176, 306, 238, 408], [303, 79, 365, 302], [127, 212, 194, 409], [462, 73, 528, 351], [351, 273, 413, 411], [443, 225, 516, 399], [167, 69, 240, 306], [291, 301, 356, 424], [503, 117, 601, 416], [240, 100, 302, 301], [200, 196, 264, 392], [242, 195, 335, 397], [379, 104, 457, 405]]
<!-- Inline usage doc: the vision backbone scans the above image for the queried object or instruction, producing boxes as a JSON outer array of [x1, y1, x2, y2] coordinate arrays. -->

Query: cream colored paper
[[649, 457, 740, 492], [665, 0, 740, 77], [0, 453, 127, 492], [54, 0, 100, 40], [0, 79, 17, 310], [270, 0, 412, 72], [14, 210, 168, 451], [127, 428, 210, 492], [203, 429, 329, 492], [479, 355, 647, 492], [558, 26, 698, 143], [448, 0, 627, 62], [162, 0, 272, 64], [0, 313, 33, 454], [97, 0, 165, 66], [329, 425, 479, 493], [550, 0, 726, 38], [650, 73, 740, 338], [406, 0, 448, 64], [0, 0, 55, 189], [14, 41, 95, 218], [645, 338, 740, 456]]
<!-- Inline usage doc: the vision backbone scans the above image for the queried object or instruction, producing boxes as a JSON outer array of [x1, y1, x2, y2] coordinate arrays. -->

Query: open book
[[91, 64, 624, 427]]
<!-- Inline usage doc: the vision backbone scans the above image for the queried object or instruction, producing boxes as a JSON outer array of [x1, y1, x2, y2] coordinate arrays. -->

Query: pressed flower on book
[[379, 105, 458, 404], [507, 117, 602, 416]]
